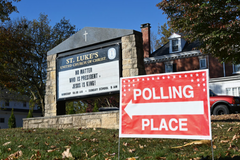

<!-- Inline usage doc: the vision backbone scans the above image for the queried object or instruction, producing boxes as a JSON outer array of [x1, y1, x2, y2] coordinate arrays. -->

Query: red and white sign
[[119, 70, 211, 140]]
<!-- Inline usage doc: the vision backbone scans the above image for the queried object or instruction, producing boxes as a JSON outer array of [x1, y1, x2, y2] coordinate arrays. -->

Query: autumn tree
[[0, 14, 76, 115], [157, 0, 240, 63], [151, 21, 178, 51], [0, 0, 21, 22]]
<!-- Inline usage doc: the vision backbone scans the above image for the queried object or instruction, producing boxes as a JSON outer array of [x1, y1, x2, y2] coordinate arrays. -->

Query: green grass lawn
[[0, 120, 240, 159]]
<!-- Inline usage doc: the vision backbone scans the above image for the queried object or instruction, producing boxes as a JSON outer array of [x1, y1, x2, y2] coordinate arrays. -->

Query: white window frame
[[226, 87, 240, 96], [172, 39, 179, 52], [199, 57, 207, 69], [165, 61, 173, 73], [232, 64, 240, 74], [169, 38, 181, 53]]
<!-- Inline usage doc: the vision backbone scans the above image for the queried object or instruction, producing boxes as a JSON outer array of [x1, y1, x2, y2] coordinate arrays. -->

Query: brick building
[[141, 26, 240, 96]]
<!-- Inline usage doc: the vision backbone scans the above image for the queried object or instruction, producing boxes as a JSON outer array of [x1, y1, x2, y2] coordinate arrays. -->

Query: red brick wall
[[176, 57, 200, 71], [145, 62, 164, 75], [225, 62, 233, 76], [208, 56, 223, 78], [144, 55, 235, 78]]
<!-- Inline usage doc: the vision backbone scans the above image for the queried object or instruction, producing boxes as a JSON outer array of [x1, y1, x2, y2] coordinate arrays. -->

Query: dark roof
[[0, 108, 42, 113], [150, 41, 201, 57]]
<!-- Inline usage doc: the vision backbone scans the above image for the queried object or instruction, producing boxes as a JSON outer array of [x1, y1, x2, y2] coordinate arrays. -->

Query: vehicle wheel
[[213, 105, 230, 115]]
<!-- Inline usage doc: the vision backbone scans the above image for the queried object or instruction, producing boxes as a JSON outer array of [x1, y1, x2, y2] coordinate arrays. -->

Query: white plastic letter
[[142, 119, 150, 130], [183, 85, 194, 98], [143, 88, 152, 100], [151, 119, 158, 130], [152, 88, 160, 99], [134, 89, 141, 100], [169, 118, 178, 131], [179, 118, 188, 131], [160, 87, 169, 99], [159, 118, 169, 131]]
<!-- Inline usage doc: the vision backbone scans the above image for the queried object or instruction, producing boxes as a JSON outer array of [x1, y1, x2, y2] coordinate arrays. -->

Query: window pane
[[165, 64, 173, 73], [234, 64, 240, 72], [0, 118, 4, 123], [232, 87, 237, 96], [200, 59, 206, 68], [172, 39, 179, 52], [226, 88, 231, 95], [238, 87, 240, 96]]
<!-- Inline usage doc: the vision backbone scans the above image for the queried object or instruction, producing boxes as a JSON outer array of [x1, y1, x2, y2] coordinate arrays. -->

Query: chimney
[[141, 23, 151, 58]]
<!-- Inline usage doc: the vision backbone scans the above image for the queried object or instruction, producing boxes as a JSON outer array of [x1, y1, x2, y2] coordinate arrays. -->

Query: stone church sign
[[45, 26, 146, 117]]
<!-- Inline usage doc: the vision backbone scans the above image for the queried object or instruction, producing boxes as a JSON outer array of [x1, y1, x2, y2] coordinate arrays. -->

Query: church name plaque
[[57, 45, 120, 100]]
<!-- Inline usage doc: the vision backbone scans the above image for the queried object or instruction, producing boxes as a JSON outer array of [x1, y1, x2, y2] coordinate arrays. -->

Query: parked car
[[209, 90, 240, 115]]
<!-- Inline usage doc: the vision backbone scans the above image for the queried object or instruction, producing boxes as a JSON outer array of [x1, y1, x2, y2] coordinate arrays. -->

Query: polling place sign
[[119, 70, 211, 140]]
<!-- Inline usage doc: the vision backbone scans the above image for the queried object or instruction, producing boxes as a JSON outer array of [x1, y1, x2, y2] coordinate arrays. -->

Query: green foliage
[[66, 101, 87, 114], [0, 0, 21, 22], [8, 108, 16, 128], [27, 109, 33, 118], [0, 14, 76, 115], [151, 21, 178, 51], [66, 101, 76, 114], [157, 0, 240, 63], [92, 101, 99, 112]]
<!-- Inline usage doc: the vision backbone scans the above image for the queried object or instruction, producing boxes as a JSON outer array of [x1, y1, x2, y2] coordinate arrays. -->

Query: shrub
[[8, 108, 16, 128], [27, 109, 33, 118]]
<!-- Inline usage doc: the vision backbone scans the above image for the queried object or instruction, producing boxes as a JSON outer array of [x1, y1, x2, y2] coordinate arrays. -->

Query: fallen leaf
[[47, 149, 55, 152], [18, 145, 24, 148], [192, 157, 201, 160], [128, 148, 136, 153], [123, 142, 128, 146], [85, 150, 88, 158], [50, 145, 56, 149], [126, 157, 138, 160], [139, 144, 144, 149], [91, 138, 98, 142], [8, 148, 11, 151], [3, 142, 11, 146], [91, 154, 97, 158], [217, 124, 222, 129], [7, 150, 23, 159], [45, 142, 49, 146], [220, 140, 229, 143], [171, 140, 211, 149], [64, 145, 71, 148], [62, 148, 73, 158], [213, 145, 217, 149], [227, 127, 233, 132]]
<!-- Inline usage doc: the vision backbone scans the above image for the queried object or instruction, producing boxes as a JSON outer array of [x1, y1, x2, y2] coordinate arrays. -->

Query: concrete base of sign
[[23, 111, 119, 129]]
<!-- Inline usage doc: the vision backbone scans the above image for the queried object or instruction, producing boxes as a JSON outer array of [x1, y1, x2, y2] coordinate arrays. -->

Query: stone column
[[44, 54, 57, 117], [121, 33, 146, 77]]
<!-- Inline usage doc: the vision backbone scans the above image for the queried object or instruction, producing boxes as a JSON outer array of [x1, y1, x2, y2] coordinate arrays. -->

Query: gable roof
[[168, 33, 182, 39], [48, 27, 138, 55], [150, 41, 201, 57]]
